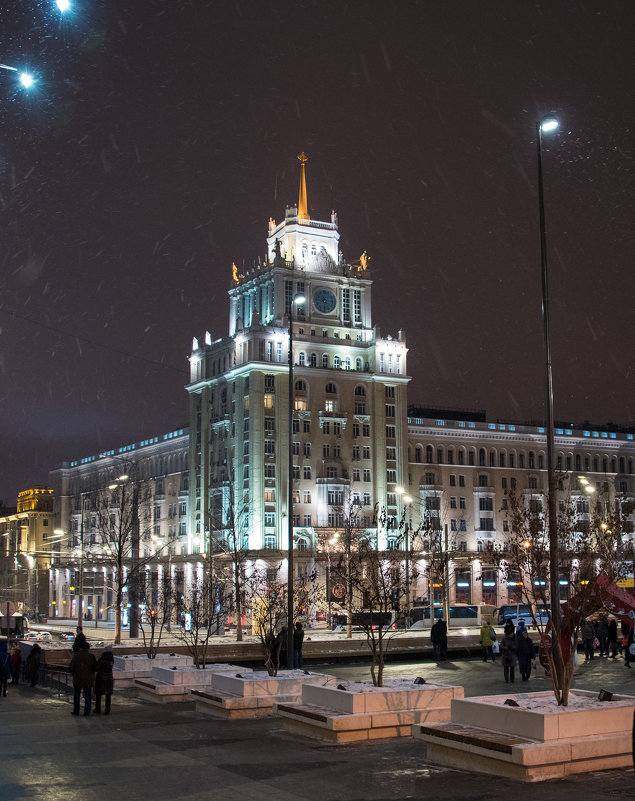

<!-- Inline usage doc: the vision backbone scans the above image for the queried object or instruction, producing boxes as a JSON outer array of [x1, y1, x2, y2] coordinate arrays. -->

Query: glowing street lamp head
[[293, 292, 305, 306], [19, 72, 34, 89], [539, 115, 559, 133], [56, 0, 71, 11]]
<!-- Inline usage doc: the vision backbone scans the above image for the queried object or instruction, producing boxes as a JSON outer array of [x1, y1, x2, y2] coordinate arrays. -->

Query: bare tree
[[504, 483, 632, 705], [209, 479, 251, 641], [172, 571, 220, 668], [137, 570, 173, 659], [250, 564, 320, 676], [343, 506, 416, 686]]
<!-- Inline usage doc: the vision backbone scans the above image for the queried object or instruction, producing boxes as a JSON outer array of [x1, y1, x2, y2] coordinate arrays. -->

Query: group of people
[[580, 615, 634, 665], [479, 618, 536, 682], [69, 626, 114, 716], [269, 621, 305, 669], [0, 641, 42, 695]]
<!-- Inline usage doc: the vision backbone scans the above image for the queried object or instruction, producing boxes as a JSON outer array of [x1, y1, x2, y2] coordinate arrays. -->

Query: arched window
[[310, 243, 317, 256], [325, 383, 337, 394], [298, 351, 305, 366], [355, 385, 366, 396], [415, 445, 423, 464], [426, 445, 434, 463], [479, 448, 486, 467], [342, 357, 351, 370], [333, 355, 341, 369], [322, 354, 329, 368], [529, 451, 535, 469], [356, 357, 363, 371], [575, 454, 581, 470], [295, 380, 307, 392], [499, 452, 506, 468], [309, 353, 317, 367], [301, 243, 308, 262]]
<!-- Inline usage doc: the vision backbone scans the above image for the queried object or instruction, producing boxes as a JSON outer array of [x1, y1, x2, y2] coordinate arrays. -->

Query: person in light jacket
[[479, 622, 495, 663]]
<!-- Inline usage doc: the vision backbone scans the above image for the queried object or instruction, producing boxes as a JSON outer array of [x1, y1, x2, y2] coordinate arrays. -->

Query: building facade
[[44, 164, 635, 624]]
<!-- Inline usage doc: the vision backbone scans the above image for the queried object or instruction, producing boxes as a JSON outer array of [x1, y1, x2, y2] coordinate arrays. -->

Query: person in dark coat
[[596, 614, 609, 657], [94, 645, 114, 715], [500, 631, 519, 683], [293, 622, 304, 669], [581, 618, 595, 661], [10, 643, 21, 685], [431, 617, 448, 662], [504, 618, 515, 636], [72, 626, 88, 653], [69, 642, 96, 716], [24, 643, 42, 687], [517, 630, 536, 681], [272, 626, 287, 669], [625, 625, 634, 669], [608, 618, 619, 659], [0, 645, 10, 697]]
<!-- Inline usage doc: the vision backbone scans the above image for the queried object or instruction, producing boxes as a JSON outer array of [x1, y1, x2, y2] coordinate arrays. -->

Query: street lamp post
[[536, 114, 561, 680], [287, 290, 305, 664], [77, 494, 86, 626]]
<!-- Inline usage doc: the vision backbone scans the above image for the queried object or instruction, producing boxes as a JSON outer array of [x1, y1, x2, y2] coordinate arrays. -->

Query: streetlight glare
[[540, 116, 559, 133], [19, 72, 34, 88], [293, 292, 306, 306], [56, 0, 71, 11]]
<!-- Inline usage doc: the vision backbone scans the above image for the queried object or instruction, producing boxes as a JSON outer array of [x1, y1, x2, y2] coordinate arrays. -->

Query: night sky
[[1, 1, 634, 504]]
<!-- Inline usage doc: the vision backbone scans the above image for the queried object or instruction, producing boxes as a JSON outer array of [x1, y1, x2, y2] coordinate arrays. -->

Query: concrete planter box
[[193, 669, 336, 719], [275, 678, 463, 743], [113, 654, 193, 687], [415, 689, 635, 782], [135, 664, 250, 704]]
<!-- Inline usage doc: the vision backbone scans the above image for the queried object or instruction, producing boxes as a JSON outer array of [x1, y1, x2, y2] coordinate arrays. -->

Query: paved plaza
[[1, 654, 634, 800]]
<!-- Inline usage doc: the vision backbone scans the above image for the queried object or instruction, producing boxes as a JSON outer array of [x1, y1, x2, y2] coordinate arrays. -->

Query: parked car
[[36, 631, 53, 642], [21, 632, 38, 642], [60, 632, 75, 641]]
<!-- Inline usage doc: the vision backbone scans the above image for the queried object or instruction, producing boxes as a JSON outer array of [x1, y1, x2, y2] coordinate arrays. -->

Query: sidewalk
[[0, 658, 632, 801]]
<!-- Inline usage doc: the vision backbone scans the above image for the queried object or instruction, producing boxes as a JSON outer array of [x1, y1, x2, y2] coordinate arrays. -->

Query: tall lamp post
[[536, 114, 561, 679], [287, 290, 305, 664]]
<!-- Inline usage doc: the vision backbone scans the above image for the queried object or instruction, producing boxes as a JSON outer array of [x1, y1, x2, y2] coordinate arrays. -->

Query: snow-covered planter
[[276, 677, 463, 742], [416, 689, 635, 782]]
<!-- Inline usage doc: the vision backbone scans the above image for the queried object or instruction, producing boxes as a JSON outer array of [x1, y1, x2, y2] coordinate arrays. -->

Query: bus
[[409, 604, 496, 629], [495, 604, 550, 628], [331, 610, 394, 631]]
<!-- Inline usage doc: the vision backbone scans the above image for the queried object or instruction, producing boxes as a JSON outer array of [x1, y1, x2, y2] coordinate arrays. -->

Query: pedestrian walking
[[69, 641, 96, 716], [0, 645, 10, 697], [625, 625, 634, 669], [500, 631, 518, 684], [10, 642, 22, 685], [293, 621, 304, 669], [515, 619, 527, 640], [94, 645, 114, 715], [608, 618, 619, 659], [504, 618, 515, 636], [581, 618, 595, 661], [479, 621, 496, 662], [597, 614, 609, 657], [431, 617, 447, 662], [24, 643, 42, 687], [517, 630, 536, 681]]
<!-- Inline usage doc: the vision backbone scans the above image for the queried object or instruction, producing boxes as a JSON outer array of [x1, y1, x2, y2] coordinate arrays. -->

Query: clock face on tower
[[313, 288, 337, 314]]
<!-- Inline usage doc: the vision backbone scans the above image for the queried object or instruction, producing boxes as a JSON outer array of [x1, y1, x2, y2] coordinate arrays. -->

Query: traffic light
[[391, 588, 400, 610], [150, 608, 157, 620]]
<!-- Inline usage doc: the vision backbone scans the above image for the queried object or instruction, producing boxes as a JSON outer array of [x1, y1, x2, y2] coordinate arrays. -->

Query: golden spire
[[297, 151, 309, 220]]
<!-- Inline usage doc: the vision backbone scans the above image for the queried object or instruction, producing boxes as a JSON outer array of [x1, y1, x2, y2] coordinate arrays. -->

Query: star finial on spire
[[297, 152, 309, 220]]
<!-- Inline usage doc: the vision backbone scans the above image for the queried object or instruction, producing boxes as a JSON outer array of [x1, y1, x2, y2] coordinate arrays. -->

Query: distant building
[[0, 488, 55, 617]]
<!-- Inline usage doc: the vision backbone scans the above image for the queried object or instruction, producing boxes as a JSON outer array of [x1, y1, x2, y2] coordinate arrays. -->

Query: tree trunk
[[235, 565, 243, 642]]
